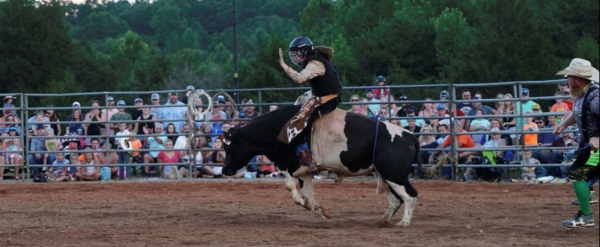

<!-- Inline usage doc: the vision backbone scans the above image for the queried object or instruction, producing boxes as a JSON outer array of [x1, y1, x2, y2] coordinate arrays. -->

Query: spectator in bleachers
[[115, 122, 131, 180], [522, 111, 538, 147], [400, 106, 424, 127], [429, 121, 475, 165], [373, 75, 389, 100], [0, 115, 21, 135], [66, 109, 84, 135], [535, 117, 555, 145], [464, 127, 507, 181], [46, 152, 70, 182], [550, 91, 571, 121], [68, 154, 80, 181], [29, 124, 55, 179], [162, 92, 186, 130], [418, 125, 438, 166], [436, 123, 449, 144], [546, 115, 560, 139], [127, 133, 143, 165], [142, 123, 166, 177], [548, 82, 570, 111], [562, 89, 573, 110], [405, 117, 421, 133], [269, 104, 279, 112], [5, 137, 23, 180], [532, 103, 543, 116], [515, 88, 541, 131], [494, 93, 504, 113], [546, 132, 577, 178], [28, 110, 50, 134], [358, 98, 371, 116], [134, 105, 157, 142], [480, 119, 513, 146], [45, 106, 61, 136], [439, 90, 449, 102], [3, 96, 17, 117], [0, 132, 9, 179], [179, 135, 209, 179], [418, 97, 434, 125], [377, 108, 390, 122], [347, 95, 362, 114], [456, 89, 474, 116], [497, 93, 516, 144], [75, 152, 101, 181], [469, 108, 491, 131], [242, 100, 260, 119], [110, 100, 133, 132], [365, 89, 380, 116], [131, 97, 144, 121], [165, 123, 178, 142], [174, 123, 189, 154], [43, 131, 58, 166], [100, 96, 118, 133], [395, 94, 411, 117], [521, 150, 540, 182], [157, 139, 181, 179], [183, 85, 195, 104], [256, 155, 278, 178], [83, 101, 105, 144], [432, 103, 450, 130], [468, 94, 496, 116], [150, 94, 162, 120]]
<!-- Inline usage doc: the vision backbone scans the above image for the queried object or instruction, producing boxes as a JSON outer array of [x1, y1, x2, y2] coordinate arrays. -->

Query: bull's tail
[[412, 135, 451, 179]]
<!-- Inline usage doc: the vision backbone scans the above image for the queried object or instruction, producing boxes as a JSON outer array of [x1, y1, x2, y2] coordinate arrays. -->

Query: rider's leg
[[293, 139, 318, 177]]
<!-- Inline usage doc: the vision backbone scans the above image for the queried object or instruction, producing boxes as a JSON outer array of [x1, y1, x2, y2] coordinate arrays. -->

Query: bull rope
[[372, 117, 382, 166], [187, 89, 213, 123], [211, 90, 239, 119]]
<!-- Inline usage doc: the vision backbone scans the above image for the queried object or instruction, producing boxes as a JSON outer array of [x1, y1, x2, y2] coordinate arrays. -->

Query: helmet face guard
[[289, 48, 309, 66], [288, 36, 313, 66]]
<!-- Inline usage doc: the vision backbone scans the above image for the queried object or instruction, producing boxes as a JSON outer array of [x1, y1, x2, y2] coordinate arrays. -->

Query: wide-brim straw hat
[[3, 95, 16, 101], [556, 58, 599, 82]]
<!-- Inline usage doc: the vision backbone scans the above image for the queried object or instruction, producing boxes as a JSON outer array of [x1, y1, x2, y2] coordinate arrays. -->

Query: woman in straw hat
[[553, 58, 599, 228]]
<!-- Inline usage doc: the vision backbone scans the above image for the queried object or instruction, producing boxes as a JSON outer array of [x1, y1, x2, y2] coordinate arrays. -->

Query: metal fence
[[0, 78, 577, 182]]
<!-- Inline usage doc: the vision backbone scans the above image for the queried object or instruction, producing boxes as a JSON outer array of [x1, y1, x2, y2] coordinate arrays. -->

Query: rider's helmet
[[376, 75, 386, 83], [289, 36, 314, 66]]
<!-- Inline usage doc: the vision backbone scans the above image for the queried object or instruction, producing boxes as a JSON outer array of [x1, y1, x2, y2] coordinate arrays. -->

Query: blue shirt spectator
[[28, 125, 55, 178]]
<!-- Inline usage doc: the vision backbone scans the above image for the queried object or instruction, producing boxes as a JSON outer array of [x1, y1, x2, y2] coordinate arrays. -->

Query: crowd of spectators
[[0, 78, 586, 183]]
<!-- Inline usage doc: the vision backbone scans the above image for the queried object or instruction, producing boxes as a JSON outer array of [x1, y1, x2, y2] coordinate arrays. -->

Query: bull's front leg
[[283, 171, 309, 210], [299, 173, 330, 219]]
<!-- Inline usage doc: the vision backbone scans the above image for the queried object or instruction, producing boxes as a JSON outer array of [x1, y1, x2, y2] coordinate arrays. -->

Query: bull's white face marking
[[294, 90, 313, 105], [381, 121, 411, 142], [386, 180, 417, 227]]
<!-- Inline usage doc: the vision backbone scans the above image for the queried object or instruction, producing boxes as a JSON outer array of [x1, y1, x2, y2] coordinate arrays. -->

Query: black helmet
[[288, 36, 313, 66]]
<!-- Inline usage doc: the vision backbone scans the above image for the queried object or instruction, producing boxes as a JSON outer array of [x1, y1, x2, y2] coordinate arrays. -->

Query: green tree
[[71, 11, 131, 40]]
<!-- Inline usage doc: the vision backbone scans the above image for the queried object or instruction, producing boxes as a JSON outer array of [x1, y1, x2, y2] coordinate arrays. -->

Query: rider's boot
[[292, 150, 318, 177]]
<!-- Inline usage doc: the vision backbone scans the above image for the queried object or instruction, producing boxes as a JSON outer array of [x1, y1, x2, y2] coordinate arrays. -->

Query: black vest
[[302, 53, 342, 97]]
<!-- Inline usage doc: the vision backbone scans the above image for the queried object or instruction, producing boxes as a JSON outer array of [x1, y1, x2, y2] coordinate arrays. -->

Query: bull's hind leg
[[374, 172, 403, 223], [385, 179, 418, 227], [299, 173, 330, 218]]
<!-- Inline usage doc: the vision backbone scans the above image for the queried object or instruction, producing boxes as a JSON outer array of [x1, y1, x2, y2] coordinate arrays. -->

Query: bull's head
[[221, 128, 254, 176]]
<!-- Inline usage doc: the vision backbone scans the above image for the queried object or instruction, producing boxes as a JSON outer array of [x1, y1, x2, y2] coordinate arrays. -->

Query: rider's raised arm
[[283, 60, 325, 84]]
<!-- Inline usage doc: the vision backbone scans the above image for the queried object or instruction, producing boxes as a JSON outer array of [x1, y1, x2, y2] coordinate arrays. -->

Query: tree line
[[0, 0, 598, 108]]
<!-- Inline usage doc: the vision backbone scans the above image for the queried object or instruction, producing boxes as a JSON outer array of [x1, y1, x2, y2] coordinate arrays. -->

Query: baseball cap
[[8, 126, 16, 131], [238, 112, 247, 119], [36, 124, 45, 129], [437, 103, 446, 110], [107, 96, 114, 101], [532, 103, 540, 110], [366, 88, 374, 93], [399, 94, 409, 100], [72, 101, 81, 107], [170, 91, 178, 96], [134, 97, 143, 103], [186, 85, 195, 91], [404, 106, 415, 113], [376, 75, 385, 82], [440, 90, 448, 98], [521, 88, 529, 95], [117, 100, 126, 106], [217, 95, 225, 103], [151, 94, 160, 100]]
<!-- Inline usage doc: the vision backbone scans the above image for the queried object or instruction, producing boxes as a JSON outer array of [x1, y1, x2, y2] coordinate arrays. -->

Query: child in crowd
[[44, 131, 58, 165], [115, 122, 131, 179], [521, 150, 540, 182], [46, 152, 70, 182]]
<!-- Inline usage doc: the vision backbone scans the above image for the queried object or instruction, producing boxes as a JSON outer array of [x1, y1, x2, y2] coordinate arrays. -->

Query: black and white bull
[[221, 101, 427, 227]]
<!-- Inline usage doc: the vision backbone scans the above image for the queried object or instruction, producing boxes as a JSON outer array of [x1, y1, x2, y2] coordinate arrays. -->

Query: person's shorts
[[54, 170, 65, 177]]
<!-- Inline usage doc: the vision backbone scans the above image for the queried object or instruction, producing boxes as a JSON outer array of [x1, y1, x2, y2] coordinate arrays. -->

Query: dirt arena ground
[[0, 179, 598, 247]]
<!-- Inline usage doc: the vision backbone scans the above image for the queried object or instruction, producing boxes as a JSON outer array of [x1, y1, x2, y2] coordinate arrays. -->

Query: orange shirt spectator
[[442, 129, 475, 154], [522, 121, 538, 146]]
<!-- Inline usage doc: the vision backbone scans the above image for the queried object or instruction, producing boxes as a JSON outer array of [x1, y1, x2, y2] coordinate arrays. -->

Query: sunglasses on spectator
[[535, 121, 543, 124], [563, 92, 570, 95], [351, 99, 359, 102]]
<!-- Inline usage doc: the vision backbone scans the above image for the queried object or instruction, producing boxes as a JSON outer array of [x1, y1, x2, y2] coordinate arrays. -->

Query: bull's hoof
[[316, 206, 331, 219], [396, 221, 410, 227]]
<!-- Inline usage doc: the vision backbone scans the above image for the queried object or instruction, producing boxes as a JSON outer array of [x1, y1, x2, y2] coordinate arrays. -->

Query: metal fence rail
[[0, 78, 578, 182]]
